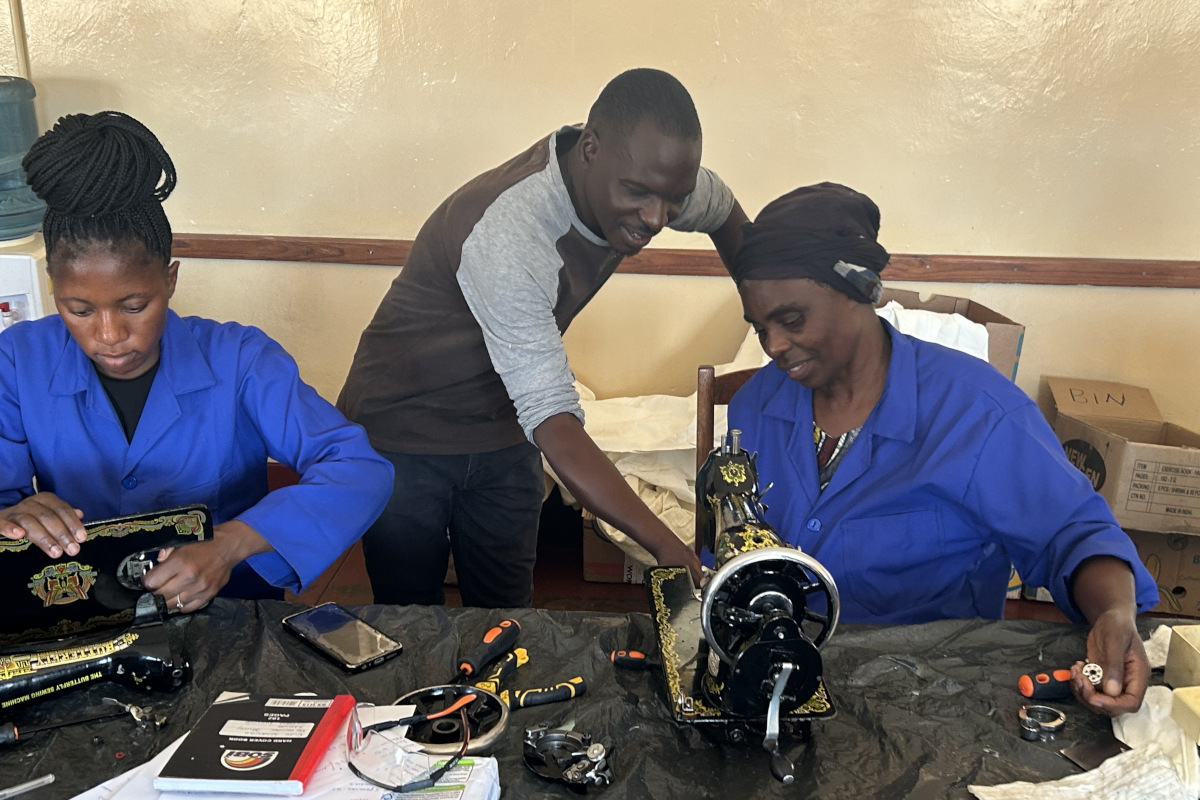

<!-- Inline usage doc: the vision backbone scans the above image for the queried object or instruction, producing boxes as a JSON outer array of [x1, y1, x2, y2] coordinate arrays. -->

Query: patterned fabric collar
[[814, 422, 863, 492]]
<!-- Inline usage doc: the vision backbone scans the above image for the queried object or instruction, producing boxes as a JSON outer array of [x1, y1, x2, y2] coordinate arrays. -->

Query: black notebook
[[153, 693, 355, 796]]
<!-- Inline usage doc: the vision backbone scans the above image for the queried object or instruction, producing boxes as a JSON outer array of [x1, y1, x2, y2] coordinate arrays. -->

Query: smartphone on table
[[282, 602, 403, 672]]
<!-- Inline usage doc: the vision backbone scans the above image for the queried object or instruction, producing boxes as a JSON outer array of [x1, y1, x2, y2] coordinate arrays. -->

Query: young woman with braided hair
[[0, 111, 393, 611]]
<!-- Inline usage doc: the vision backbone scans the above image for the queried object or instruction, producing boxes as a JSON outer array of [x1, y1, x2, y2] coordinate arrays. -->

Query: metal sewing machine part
[[1019, 704, 1066, 741], [392, 684, 509, 756], [523, 724, 613, 791], [1082, 662, 1103, 686], [646, 429, 840, 785]]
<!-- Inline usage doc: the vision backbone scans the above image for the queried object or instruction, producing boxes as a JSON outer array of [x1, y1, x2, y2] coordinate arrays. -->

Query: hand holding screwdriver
[[454, 619, 521, 681]]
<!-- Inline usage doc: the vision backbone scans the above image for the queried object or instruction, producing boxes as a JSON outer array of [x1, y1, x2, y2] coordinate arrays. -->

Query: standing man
[[339, 68, 747, 607]]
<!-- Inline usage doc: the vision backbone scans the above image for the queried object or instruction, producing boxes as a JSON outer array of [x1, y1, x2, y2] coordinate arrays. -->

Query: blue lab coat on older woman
[[0, 310, 393, 597], [729, 320, 1158, 624]]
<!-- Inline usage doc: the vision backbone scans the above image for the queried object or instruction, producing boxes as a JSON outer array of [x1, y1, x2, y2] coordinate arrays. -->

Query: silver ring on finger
[[176, 594, 184, 611]]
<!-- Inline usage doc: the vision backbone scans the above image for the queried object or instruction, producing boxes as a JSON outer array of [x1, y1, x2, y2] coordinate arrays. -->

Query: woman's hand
[[0, 493, 87, 557], [1070, 607, 1149, 717], [140, 520, 270, 613]]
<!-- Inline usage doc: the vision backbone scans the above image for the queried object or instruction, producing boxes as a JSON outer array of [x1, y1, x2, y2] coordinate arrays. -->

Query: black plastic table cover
[[0, 599, 1158, 799]]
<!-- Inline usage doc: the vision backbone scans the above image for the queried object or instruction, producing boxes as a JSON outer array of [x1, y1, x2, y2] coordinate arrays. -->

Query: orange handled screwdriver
[[454, 619, 521, 681], [610, 650, 661, 670], [1018, 668, 1073, 701]]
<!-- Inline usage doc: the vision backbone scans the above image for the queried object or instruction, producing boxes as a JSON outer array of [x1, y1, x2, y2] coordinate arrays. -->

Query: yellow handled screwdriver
[[474, 647, 529, 694], [502, 676, 587, 709]]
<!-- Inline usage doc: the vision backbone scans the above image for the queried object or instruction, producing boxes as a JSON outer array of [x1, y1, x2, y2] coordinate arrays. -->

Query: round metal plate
[[393, 684, 509, 755], [701, 547, 840, 665]]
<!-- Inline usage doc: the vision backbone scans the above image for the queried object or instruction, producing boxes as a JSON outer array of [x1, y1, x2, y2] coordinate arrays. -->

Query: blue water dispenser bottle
[[0, 76, 44, 242]]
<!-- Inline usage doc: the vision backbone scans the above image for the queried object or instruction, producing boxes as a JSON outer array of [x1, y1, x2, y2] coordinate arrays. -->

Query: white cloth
[[875, 300, 989, 362], [1112, 685, 1200, 798], [969, 741, 1188, 800], [1146, 624, 1173, 670]]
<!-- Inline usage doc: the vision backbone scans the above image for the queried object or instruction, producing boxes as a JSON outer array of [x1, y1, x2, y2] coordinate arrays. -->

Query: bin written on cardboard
[[1048, 376, 1200, 535]]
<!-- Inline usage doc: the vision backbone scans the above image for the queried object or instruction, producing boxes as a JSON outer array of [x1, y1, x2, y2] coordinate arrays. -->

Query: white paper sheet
[[70, 705, 500, 800]]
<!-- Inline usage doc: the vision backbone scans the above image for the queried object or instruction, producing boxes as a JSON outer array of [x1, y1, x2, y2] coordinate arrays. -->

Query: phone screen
[[283, 603, 402, 668]]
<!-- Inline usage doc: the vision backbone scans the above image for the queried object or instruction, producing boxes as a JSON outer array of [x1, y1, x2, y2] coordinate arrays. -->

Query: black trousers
[[362, 441, 544, 607]]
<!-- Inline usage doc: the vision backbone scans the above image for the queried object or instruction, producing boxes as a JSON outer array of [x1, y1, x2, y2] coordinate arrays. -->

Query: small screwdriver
[[474, 647, 529, 694], [455, 619, 521, 681], [502, 676, 587, 709], [0, 706, 130, 747], [1018, 668, 1073, 701], [610, 649, 661, 670]]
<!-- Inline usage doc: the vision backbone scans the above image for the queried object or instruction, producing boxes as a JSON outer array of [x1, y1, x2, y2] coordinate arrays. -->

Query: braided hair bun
[[23, 110, 176, 263]]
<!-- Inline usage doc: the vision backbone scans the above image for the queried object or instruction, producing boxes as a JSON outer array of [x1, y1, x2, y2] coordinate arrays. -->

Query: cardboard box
[[1125, 529, 1200, 617], [1171, 686, 1200, 743], [877, 288, 1025, 380], [581, 511, 646, 584], [1047, 376, 1200, 535], [1165, 626, 1200, 688]]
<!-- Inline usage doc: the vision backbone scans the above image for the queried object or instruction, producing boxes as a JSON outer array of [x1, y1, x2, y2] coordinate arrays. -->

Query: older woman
[[726, 182, 1157, 715]]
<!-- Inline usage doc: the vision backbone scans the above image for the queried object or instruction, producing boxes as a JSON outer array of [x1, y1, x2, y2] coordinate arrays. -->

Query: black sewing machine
[[0, 505, 209, 645], [646, 430, 840, 784], [0, 506, 202, 709], [0, 592, 189, 711]]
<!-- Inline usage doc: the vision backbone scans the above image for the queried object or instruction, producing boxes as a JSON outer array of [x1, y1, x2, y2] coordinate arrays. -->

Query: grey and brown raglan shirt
[[337, 126, 736, 456]]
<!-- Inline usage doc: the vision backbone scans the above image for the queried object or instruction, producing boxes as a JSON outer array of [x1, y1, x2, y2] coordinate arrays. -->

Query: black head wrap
[[730, 182, 889, 303]]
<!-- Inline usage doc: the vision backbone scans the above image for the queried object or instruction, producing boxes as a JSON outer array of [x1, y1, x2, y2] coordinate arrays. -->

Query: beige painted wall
[[2, 2, 1197, 426]]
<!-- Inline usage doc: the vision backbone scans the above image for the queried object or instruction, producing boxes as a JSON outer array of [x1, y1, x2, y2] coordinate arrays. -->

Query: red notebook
[[153, 693, 355, 795]]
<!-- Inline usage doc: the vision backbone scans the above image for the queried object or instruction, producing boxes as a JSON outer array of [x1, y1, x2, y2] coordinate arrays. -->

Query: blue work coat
[[0, 310, 393, 596], [728, 320, 1158, 624]]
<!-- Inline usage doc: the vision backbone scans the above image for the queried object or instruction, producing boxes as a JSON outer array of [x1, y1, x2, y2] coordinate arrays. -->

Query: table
[[0, 599, 1159, 799]]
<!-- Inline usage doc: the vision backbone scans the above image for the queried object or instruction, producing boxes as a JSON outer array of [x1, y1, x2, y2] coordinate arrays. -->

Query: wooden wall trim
[[173, 234, 412, 267], [172, 234, 1200, 289]]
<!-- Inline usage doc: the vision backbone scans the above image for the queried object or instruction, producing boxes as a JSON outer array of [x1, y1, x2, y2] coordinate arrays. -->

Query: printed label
[[265, 697, 333, 709], [219, 720, 315, 738], [1123, 460, 1200, 516]]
